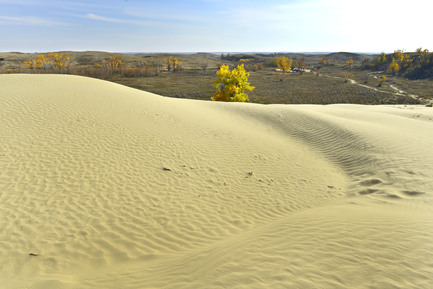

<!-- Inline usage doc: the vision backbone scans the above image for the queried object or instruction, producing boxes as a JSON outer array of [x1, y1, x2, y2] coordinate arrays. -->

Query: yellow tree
[[345, 57, 354, 67], [389, 58, 399, 75], [277, 56, 292, 73], [212, 64, 254, 102], [47, 52, 70, 70], [416, 47, 429, 57], [319, 55, 327, 64], [170, 56, 182, 72], [108, 54, 123, 70], [36, 54, 50, 69], [377, 53, 386, 64], [163, 56, 181, 72], [53, 53, 70, 69], [393, 50, 404, 62], [24, 59, 37, 69], [402, 53, 412, 68], [24, 53, 67, 70]]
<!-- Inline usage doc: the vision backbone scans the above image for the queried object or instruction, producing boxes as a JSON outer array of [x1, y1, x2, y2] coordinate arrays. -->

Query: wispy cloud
[[0, 15, 70, 26], [83, 13, 203, 30], [123, 8, 216, 23], [84, 13, 126, 23], [83, 13, 169, 27]]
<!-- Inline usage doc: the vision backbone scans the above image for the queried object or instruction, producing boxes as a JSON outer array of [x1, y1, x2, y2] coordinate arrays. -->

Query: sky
[[0, 0, 431, 53]]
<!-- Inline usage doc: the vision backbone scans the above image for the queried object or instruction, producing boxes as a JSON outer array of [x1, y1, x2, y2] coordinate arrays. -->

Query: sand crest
[[1, 74, 432, 288]]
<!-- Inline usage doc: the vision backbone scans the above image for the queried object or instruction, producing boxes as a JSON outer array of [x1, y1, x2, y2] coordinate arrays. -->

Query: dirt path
[[323, 74, 392, 95], [323, 73, 425, 103]]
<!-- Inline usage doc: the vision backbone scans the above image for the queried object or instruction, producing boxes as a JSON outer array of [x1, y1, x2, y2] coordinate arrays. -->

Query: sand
[[1, 74, 432, 289]]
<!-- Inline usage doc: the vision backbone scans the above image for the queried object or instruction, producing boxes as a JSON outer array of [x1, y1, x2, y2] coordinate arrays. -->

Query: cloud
[[84, 13, 125, 23], [82, 13, 203, 30], [123, 8, 214, 23], [83, 13, 167, 27], [0, 15, 69, 26]]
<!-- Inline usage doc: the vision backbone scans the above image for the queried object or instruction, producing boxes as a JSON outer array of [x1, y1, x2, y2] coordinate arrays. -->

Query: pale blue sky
[[0, 0, 431, 53]]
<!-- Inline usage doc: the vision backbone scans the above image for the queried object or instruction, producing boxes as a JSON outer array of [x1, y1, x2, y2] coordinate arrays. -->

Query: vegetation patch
[[0, 50, 430, 105]]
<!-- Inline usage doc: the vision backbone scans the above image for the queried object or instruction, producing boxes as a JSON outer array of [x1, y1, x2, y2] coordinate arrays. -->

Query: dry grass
[[0, 51, 428, 104], [112, 68, 420, 105]]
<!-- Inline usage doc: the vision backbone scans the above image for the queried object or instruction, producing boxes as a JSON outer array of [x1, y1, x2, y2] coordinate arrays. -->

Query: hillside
[[0, 51, 431, 104]]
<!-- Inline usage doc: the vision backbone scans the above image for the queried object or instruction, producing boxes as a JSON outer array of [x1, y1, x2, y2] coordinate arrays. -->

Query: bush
[[212, 64, 254, 102]]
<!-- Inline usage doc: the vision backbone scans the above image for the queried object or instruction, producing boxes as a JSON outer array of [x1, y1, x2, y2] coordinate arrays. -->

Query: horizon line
[[1, 50, 384, 55]]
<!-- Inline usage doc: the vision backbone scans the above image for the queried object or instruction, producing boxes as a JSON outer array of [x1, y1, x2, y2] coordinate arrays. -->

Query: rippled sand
[[1, 74, 432, 289]]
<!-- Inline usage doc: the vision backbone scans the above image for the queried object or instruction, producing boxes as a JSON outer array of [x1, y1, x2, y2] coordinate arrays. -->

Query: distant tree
[[415, 47, 429, 67], [402, 53, 412, 69], [297, 56, 306, 71], [276, 56, 292, 73], [170, 56, 182, 72], [319, 55, 327, 64], [164, 57, 171, 71], [393, 50, 405, 62], [416, 47, 429, 58], [108, 54, 123, 71], [48, 52, 70, 69], [345, 57, 354, 67], [211, 64, 254, 102], [388, 58, 400, 75], [23, 52, 70, 71], [164, 56, 182, 72], [377, 53, 386, 64]]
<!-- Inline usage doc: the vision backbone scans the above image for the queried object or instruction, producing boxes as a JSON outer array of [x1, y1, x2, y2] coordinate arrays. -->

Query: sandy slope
[[1, 74, 432, 289]]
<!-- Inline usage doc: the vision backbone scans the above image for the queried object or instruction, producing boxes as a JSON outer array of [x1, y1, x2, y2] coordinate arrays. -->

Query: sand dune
[[1, 74, 432, 288]]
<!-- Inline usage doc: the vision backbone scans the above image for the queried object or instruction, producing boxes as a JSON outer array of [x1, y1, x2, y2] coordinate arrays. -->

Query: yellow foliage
[[402, 54, 412, 68], [389, 58, 399, 75], [319, 55, 327, 64], [108, 54, 123, 70], [171, 56, 181, 71], [47, 53, 70, 68], [377, 53, 386, 64], [416, 47, 429, 57], [164, 56, 182, 72], [345, 57, 354, 67], [23, 52, 70, 70], [211, 64, 254, 102], [276, 56, 292, 73], [24, 60, 35, 69], [393, 50, 404, 62]]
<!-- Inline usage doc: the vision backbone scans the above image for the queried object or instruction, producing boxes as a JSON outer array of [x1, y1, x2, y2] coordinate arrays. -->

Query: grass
[[112, 69, 216, 100], [112, 68, 420, 105], [0, 51, 429, 105]]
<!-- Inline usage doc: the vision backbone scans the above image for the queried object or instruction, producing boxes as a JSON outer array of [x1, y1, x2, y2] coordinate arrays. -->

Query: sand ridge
[[1, 74, 432, 288]]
